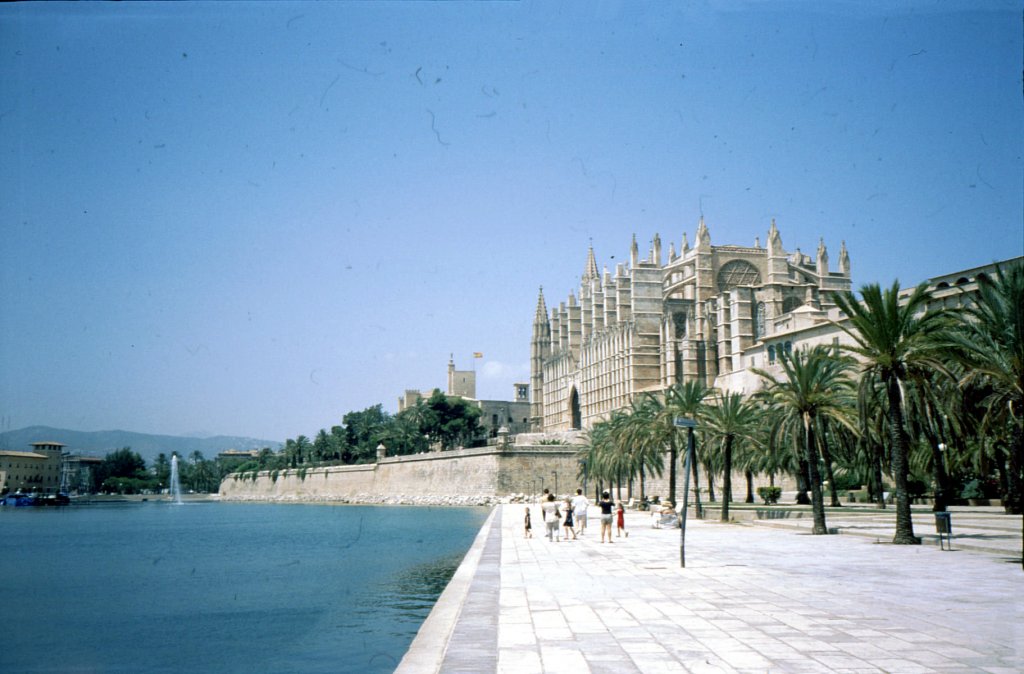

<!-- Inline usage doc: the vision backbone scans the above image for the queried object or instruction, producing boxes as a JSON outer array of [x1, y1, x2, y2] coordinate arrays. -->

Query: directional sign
[[674, 417, 697, 428]]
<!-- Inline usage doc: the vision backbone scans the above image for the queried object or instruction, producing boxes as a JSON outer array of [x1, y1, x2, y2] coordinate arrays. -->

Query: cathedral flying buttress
[[529, 218, 852, 432]]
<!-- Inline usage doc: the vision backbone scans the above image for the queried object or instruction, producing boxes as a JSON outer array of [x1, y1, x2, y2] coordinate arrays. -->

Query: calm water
[[0, 501, 488, 673]]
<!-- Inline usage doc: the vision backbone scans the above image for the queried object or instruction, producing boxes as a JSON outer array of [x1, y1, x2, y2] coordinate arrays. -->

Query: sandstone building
[[398, 356, 532, 439], [530, 219, 852, 432]]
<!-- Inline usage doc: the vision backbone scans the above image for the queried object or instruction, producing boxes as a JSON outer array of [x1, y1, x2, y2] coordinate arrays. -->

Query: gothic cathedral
[[529, 218, 852, 432]]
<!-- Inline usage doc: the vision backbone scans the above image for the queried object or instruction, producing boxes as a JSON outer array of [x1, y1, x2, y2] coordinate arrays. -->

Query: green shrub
[[757, 486, 782, 505], [831, 473, 862, 492], [960, 479, 985, 500]]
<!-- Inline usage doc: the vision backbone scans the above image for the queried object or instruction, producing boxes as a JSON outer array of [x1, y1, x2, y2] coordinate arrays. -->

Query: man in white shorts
[[571, 488, 590, 536]]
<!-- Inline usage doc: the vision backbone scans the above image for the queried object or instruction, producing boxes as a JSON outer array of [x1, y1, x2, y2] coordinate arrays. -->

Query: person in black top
[[598, 491, 615, 543]]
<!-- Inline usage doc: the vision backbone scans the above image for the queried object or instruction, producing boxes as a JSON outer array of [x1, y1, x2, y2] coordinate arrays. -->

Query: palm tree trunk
[[745, 470, 755, 503], [871, 440, 886, 509], [817, 421, 842, 507], [721, 436, 732, 522], [705, 464, 716, 502], [887, 378, 920, 544], [923, 403, 952, 512], [795, 453, 811, 505], [1007, 412, 1023, 516], [804, 413, 828, 535]]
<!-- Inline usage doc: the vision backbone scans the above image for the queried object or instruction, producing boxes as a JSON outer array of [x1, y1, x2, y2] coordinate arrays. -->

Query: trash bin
[[934, 511, 952, 550]]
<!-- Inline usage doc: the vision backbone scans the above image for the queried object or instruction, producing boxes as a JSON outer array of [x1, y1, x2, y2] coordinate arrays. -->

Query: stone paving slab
[[740, 505, 1022, 556], [404, 503, 1022, 673]]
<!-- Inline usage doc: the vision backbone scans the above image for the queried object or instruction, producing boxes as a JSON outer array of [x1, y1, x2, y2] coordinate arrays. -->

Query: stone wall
[[218, 444, 582, 505], [218, 442, 797, 506]]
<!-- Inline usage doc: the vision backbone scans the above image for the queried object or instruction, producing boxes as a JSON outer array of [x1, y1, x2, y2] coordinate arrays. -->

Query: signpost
[[674, 417, 697, 568]]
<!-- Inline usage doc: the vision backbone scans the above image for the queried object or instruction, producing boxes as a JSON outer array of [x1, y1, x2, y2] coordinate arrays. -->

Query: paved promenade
[[399, 502, 1022, 673]]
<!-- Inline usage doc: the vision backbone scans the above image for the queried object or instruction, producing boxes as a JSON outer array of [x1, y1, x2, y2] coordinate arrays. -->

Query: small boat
[[2, 491, 70, 507], [3, 492, 37, 507], [38, 492, 71, 506]]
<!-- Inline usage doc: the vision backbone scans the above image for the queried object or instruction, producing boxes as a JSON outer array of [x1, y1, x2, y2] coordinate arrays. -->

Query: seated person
[[652, 500, 678, 528]]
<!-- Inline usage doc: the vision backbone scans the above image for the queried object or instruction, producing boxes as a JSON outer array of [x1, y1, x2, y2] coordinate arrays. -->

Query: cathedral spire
[[533, 286, 548, 323], [583, 245, 599, 283], [681, 231, 690, 254], [767, 218, 783, 254], [839, 240, 851, 276], [529, 286, 551, 431], [630, 234, 639, 268], [816, 238, 829, 276], [696, 216, 710, 249]]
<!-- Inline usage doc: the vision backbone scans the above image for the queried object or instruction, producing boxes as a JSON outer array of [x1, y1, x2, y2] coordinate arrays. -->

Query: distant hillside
[[0, 426, 282, 464]]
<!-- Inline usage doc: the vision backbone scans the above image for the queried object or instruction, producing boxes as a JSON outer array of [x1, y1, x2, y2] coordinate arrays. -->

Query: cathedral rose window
[[716, 260, 761, 291]]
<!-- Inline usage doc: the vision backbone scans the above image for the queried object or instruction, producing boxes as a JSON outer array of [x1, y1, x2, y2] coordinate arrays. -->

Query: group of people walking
[[524, 488, 625, 543]]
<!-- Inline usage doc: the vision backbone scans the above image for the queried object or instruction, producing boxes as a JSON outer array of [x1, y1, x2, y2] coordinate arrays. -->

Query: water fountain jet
[[169, 454, 183, 504]]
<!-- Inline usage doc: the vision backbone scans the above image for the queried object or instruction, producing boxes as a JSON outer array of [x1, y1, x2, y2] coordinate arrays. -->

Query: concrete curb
[[395, 505, 499, 674]]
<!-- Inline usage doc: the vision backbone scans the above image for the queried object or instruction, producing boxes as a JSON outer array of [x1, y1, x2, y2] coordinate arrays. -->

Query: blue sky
[[2, 1, 1021, 442]]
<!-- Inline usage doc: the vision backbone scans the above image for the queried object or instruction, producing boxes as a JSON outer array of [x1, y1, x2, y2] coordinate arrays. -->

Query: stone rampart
[[217, 442, 796, 506], [218, 443, 583, 505]]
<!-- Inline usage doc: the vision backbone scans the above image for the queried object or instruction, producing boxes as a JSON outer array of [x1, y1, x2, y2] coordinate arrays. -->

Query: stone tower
[[529, 287, 551, 430]]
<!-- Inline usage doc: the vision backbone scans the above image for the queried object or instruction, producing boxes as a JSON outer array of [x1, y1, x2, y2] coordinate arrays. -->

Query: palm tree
[[755, 345, 857, 535], [903, 370, 960, 512], [833, 281, 951, 544], [294, 435, 312, 466], [701, 391, 760, 522], [583, 409, 635, 500], [947, 262, 1023, 516], [619, 396, 665, 500], [856, 374, 890, 508], [661, 381, 711, 506]]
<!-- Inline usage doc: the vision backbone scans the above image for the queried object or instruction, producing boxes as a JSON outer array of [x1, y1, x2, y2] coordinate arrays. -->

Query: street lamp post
[[674, 416, 698, 568]]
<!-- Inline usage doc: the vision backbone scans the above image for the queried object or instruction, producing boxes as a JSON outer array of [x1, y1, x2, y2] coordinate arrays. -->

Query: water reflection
[[373, 553, 463, 619]]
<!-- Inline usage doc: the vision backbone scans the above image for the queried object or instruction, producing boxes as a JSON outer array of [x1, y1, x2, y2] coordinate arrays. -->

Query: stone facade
[[0, 441, 65, 495], [219, 441, 581, 504], [530, 219, 852, 431]]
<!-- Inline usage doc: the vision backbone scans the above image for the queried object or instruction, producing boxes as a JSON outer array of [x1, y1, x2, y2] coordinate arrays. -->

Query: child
[[562, 498, 577, 540], [616, 500, 626, 537], [524, 507, 533, 538]]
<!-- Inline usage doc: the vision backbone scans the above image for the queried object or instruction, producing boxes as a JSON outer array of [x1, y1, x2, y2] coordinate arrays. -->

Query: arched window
[[569, 388, 581, 430], [753, 302, 766, 340], [767, 345, 776, 364], [782, 296, 803, 314], [672, 311, 687, 338]]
